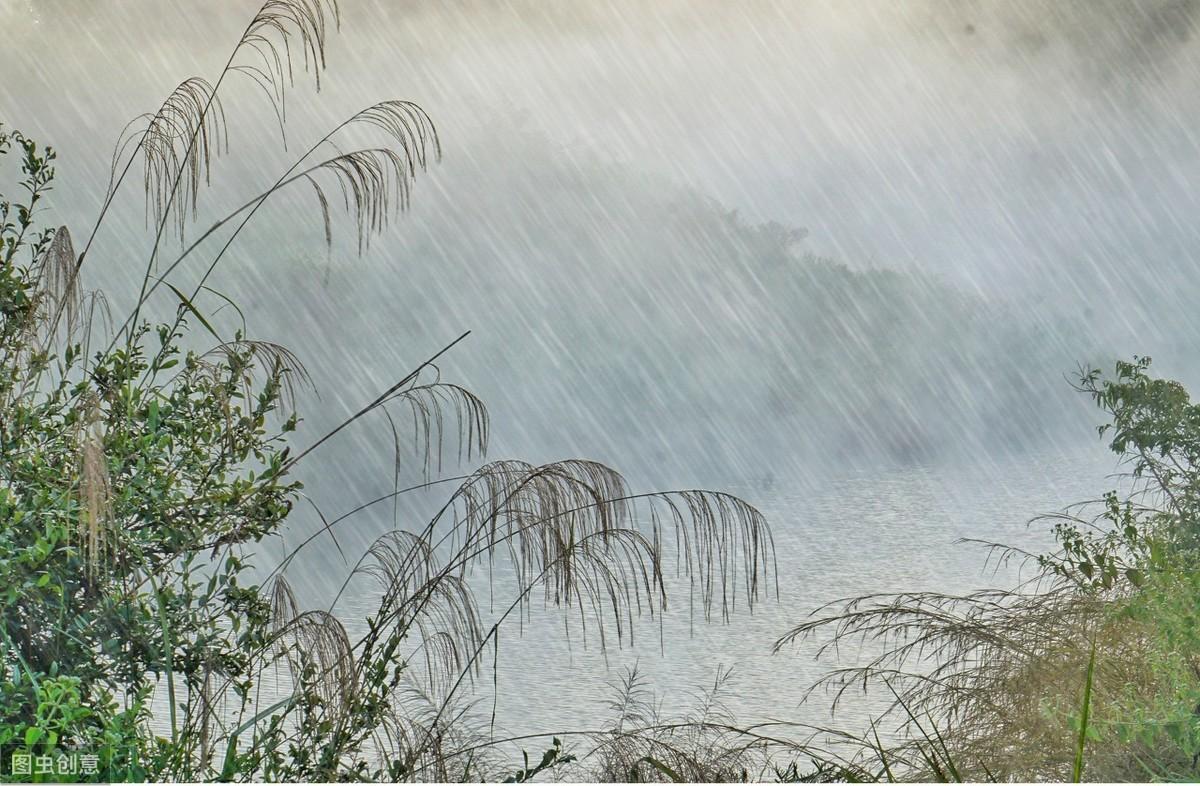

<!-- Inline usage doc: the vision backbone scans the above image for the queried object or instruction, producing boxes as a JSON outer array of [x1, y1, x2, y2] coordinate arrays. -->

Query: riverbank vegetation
[[4, 1, 1200, 783], [0, 1, 774, 780], [771, 354, 1200, 781]]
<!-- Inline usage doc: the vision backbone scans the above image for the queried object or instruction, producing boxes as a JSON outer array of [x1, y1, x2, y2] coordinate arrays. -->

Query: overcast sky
[[4, 0, 1200, 487], [7, 0, 1200, 293]]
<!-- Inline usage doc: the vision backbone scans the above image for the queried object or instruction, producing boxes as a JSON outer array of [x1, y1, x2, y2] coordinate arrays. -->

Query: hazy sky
[[4, 0, 1200, 487], [7, 0, 1200, 292]]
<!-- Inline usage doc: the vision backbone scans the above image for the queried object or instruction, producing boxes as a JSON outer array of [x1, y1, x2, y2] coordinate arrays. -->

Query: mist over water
[[4, 0, 1196, 740]]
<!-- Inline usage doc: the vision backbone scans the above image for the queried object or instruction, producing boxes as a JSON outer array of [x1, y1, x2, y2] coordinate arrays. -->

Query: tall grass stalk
[[0, 1, 786, 780], [1072, 640, 1097, 783]]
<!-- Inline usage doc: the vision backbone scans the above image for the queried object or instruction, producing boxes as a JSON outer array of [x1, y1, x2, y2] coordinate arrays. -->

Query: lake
[[325, 442, 1119, 751]]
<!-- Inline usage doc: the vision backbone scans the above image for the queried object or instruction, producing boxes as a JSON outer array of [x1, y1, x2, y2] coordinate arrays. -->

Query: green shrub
[[0, 3, 776, 781], [773, 356, 1200, 781]]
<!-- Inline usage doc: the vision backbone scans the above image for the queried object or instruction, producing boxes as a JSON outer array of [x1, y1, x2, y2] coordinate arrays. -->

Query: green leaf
[[1072, 640, 1097, 783], [165, 282, 221, 342], [638, 756, 684, 783]]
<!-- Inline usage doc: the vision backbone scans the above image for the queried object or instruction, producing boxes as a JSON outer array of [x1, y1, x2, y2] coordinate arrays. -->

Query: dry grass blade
[[302, 147, 423, 253], [199, 339, 314, 414], [267, 575, 357, 716], [306, 457, 777, 777], [347, 461, 777, 717], [289, 609, 357, 710], [445, 460, 636, 614], [299, 101, 438, 252], [378, 688, 497, 781], [78, 289, 115, 361], [35, 225, 82, 340], [644, 490, 777, 623], [772, 578, 1118, 780], [408, 631, 466, 704], [393, 461, 779, 648], [569, 664, 776, 782], [76, 394, 113, 579], [108, 1, 339, 256], [239, 0, 340, 97], [346, 100, 441, 169], [284, 332, 470, 473], [362, 531, 486, 672], [139, 77, 228, 242], [383, 382, 489, 480], [268, 573, 303, 633]]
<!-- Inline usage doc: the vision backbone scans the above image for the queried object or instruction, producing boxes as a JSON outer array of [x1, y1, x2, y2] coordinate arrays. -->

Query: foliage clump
[[774, 356, 1200, 782], [0, 2, 777, 781]]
